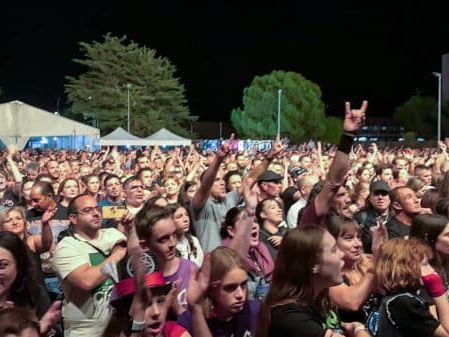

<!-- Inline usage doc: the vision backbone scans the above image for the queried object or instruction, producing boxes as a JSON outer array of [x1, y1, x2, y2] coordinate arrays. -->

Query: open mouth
[[146, 322, 162, 334]]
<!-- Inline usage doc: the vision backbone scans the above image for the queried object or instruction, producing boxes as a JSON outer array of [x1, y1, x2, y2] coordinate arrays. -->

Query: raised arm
[[191, 143, 229, 213], [29, 206, 57, 253], [328, 272, 375, 311], [314, 101, 367, 217], [187, 254, 213, 337], [247, 135, 284, 181]]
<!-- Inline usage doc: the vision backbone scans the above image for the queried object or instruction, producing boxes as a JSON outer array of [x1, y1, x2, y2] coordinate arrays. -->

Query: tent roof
[[100, 127, 149, 146], [146, 128, 191, 146], [0, 100, 100, 137]]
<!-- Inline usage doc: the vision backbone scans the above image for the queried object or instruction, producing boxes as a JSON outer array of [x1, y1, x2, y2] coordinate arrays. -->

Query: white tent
[[146, 128, 191, 146], [0, 100, 100, 150], [100, 127, 149, 146]]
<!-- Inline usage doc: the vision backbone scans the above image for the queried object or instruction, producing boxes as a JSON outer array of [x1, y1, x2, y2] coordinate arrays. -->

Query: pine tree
[[65, 34, 191, 136], [231, 71, 330, 142]]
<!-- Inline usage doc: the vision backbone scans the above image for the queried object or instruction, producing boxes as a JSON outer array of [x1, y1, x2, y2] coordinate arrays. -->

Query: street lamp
[[432, 72, 442, 141], [126, 84, 132, 133], [277, 89, 282, 137]]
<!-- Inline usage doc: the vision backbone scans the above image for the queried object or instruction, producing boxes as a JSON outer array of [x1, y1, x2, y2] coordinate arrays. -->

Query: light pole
[[432, 72, 442, 142], [126, 84, 132, 133], [277, 89, 282, 137]]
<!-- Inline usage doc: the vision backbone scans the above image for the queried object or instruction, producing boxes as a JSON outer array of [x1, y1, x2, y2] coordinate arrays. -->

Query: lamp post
[[432, 72, 442, 142], [277, 89, 282, 137], [126, 84, 132, 133]]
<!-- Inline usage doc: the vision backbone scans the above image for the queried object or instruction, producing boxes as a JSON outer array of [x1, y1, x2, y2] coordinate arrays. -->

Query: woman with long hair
[[57, 178, 80, 218], [410, 213, 449, 288], [170, 204, 204, 268], [180, 246, 260, 337], [0, 231, 60, 326], [220, 207, 274, 300], [257, 227, 370, 337], [255, 198, 287, 259]]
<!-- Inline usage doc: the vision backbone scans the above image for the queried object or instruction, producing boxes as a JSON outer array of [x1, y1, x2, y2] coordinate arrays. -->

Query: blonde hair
[[204, 247, 248, 318], [0, 207, 26, 229], [375, 237, 431, 294]]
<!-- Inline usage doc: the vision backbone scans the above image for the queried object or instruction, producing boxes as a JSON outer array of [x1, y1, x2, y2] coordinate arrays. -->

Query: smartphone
[[102, 206, 127, 219]]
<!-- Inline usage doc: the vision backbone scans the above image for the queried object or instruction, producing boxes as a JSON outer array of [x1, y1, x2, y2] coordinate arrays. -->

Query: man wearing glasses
[[54, 194, 126, 337]]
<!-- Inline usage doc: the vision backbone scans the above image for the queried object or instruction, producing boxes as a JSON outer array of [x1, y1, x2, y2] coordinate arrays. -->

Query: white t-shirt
[[54, 228, 126, 337], [176, 235, 204, 268]]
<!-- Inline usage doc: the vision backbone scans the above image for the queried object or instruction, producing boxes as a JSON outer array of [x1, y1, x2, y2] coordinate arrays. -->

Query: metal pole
[[277, 89, 282, 136], [127, 84, 131, 133], [438, 74, 442, 142], [433, 72, 442, 142]]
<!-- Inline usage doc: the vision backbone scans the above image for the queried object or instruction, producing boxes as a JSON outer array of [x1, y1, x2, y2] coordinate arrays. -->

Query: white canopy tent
[[100, 127, 149, 146], [0, 100, 100, 150], [146, 128, 191, 146]]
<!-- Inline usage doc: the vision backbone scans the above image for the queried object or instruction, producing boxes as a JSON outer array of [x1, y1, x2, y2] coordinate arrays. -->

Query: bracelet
[[354, 325, 366, 334], [338, 133, 355, 154], [130, 319, 145, 332]]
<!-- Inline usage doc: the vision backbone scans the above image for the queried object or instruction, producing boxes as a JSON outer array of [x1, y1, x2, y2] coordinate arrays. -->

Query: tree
[[393, 95, 449, 139], [322, 116, 343, 144], [231, 70, 330, 142], [65, 34, 191, 136]]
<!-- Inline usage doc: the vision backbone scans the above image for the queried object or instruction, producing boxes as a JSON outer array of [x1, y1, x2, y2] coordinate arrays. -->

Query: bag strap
[[71, 233, 109, 257]]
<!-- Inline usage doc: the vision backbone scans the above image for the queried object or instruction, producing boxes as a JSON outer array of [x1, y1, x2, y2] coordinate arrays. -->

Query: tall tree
[[393, 95, 449, 139], [231, 70, 329, 142], [65, 34, 191, 136]]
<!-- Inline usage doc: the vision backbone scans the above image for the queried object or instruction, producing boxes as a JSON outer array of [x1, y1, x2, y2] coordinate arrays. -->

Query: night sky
[[1, 1, 448, 122]]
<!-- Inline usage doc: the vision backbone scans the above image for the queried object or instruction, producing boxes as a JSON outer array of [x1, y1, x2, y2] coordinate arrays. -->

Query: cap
[[110, 271, 171, 306], [290, 165, 308, 178], [258, 170, 283, 183], [370, 180, 391, 193]]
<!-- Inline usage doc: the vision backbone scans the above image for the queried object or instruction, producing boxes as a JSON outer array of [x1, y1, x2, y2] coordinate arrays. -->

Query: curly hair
[[375, 237, 431, 295]]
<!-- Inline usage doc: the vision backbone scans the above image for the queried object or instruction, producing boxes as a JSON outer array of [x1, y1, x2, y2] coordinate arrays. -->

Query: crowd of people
[[2, 100, 449, 336]]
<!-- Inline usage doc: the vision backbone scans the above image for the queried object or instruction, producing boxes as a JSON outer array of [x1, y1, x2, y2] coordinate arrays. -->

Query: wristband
[[422, 273, 447, 297], [338, 133, 355, 154], [127, 319, 145, 333]]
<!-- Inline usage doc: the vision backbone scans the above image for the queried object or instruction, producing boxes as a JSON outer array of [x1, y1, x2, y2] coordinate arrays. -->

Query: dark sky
[[1, 1, 448, 121]]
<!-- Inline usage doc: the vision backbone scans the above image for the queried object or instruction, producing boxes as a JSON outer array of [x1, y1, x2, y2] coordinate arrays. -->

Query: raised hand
[[217, 134, 233, 159], [268, 235, 283, 247], [39, 301, 62, 335], [420, 256, 436, 278], [187, 254, 212, 306], [267, 134, 284, 160], [370, 216, 388, 257], [42, 205, 58, 225], [344, 100, 368, 133]]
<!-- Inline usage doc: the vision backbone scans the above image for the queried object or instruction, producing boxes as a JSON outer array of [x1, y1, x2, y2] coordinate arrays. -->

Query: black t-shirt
[[0, 187, 20, 208], [259, 226, 287, 260], [386, 217, 410, 239], [338, 275, 383, 325], [270, 303, 339, 337], [376, 292, 439, 337]]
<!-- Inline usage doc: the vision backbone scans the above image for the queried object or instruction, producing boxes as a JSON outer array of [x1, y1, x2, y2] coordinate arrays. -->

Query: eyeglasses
[[75, 206, 102, 215], [372, 191, 389, 197]]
